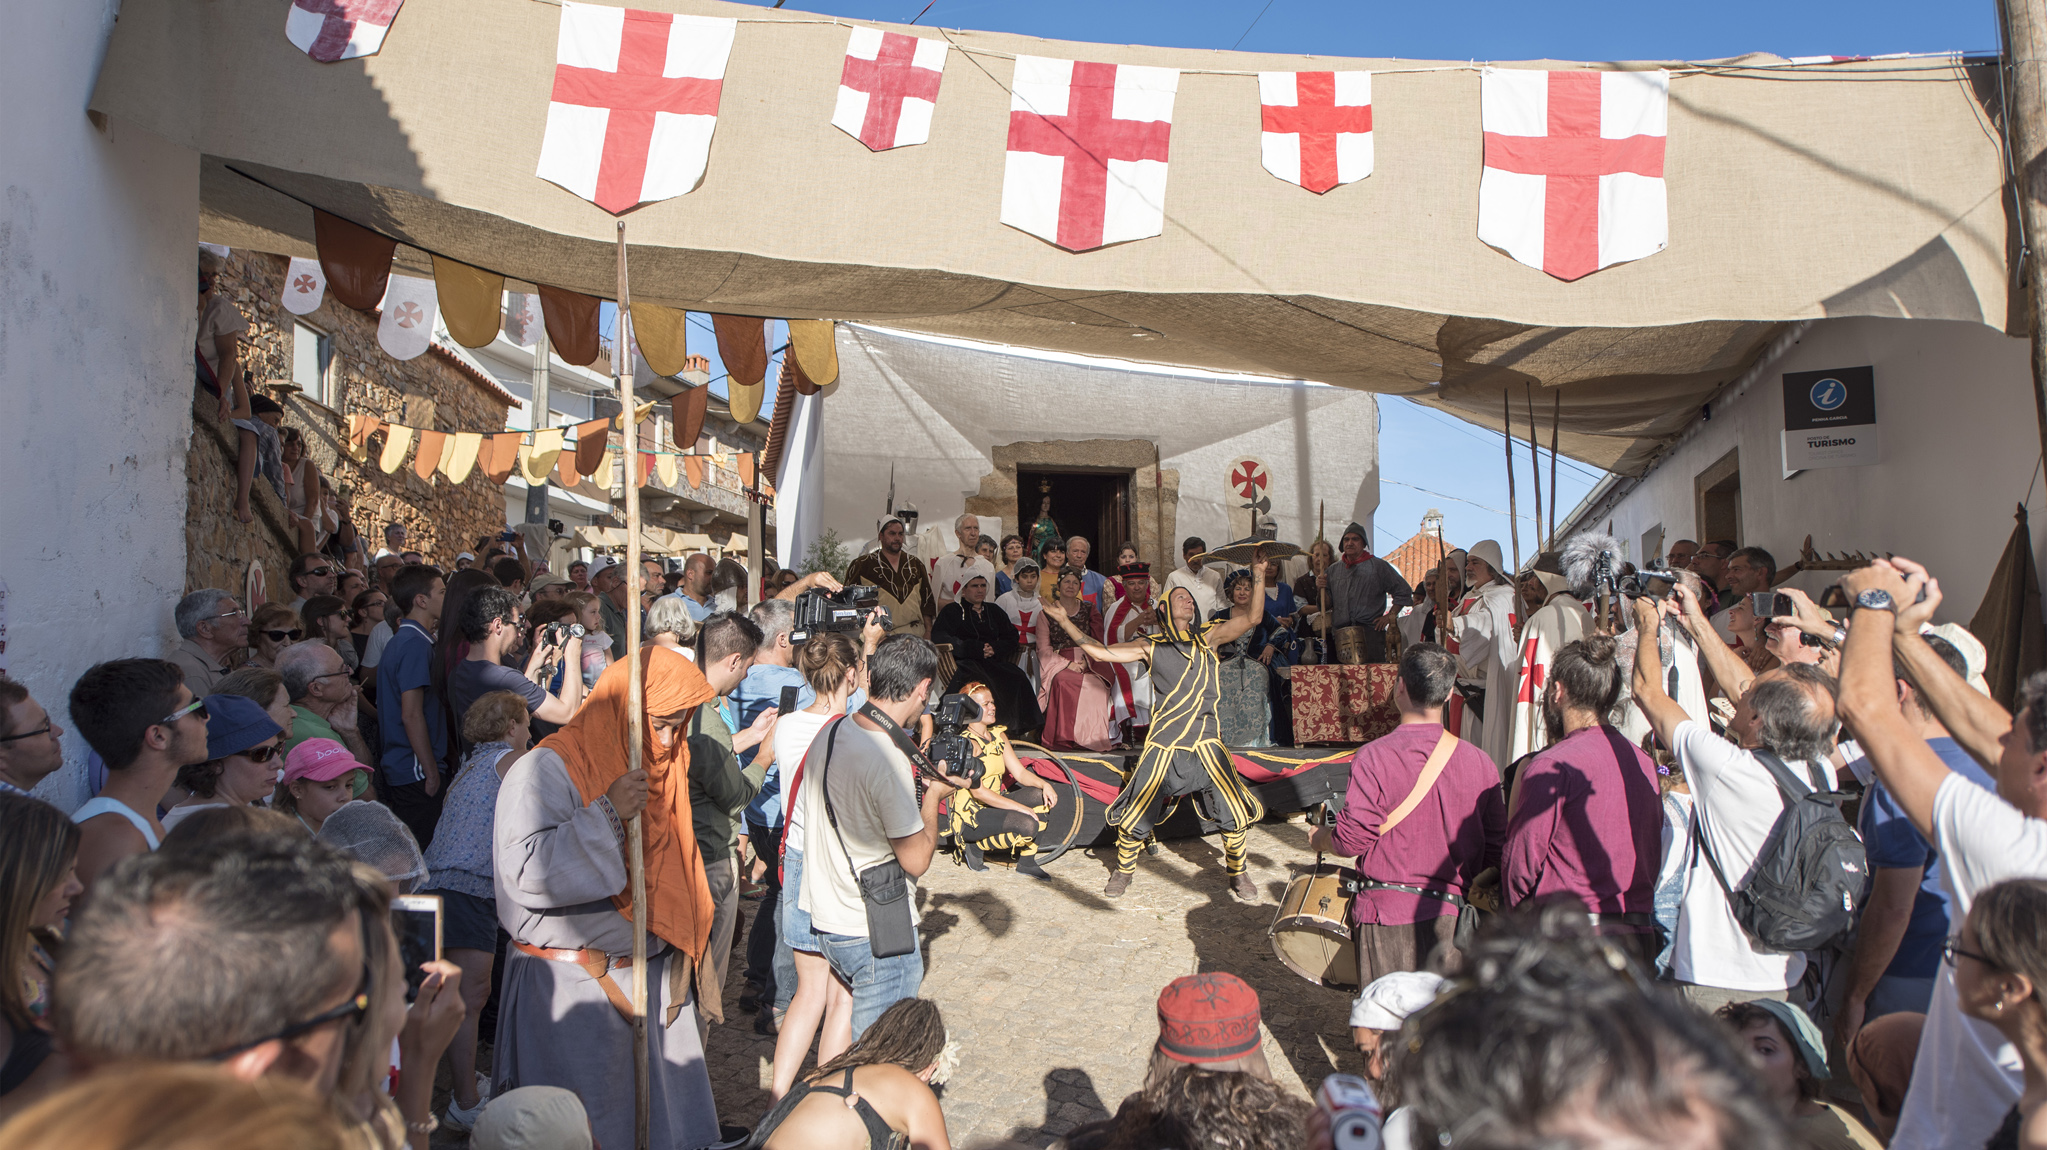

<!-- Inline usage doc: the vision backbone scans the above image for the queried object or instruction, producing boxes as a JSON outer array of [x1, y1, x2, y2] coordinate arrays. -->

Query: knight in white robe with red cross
[[1101, 565, 1157, 741], [1506, 570, 1594, 764], [1449, 540, 1520, 773]]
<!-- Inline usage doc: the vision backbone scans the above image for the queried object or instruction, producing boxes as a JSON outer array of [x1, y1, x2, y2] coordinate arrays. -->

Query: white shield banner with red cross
[[832, 28, 947, 151], [1001, 56, 1179, 252], [1258, 71, 1373, 194]]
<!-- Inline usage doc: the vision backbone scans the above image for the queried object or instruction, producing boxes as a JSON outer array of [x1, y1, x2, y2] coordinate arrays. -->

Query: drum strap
[[1376, 729, 1459, 835]]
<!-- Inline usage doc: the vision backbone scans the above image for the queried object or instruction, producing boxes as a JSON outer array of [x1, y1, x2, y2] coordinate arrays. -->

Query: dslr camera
[[1618, 560, 1679, 601], [539, 620, 585, 652], [925, 693, 982, 779], [790, 584, 888, 643]]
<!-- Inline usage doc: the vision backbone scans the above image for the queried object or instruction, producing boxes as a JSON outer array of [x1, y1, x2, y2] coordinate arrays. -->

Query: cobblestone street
[[703, 820, 1360, 1148]]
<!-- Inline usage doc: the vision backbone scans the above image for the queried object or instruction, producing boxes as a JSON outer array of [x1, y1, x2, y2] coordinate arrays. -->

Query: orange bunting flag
[[673, 386, 708, 450], [574, 418, 610, 475], [481, 432, 524, 484], [413, 430, 448, 482], [539, 285, 602, 367], [314, 209, 396, 312], [684, 455, 705, 489], [738, 453, 755, 487], [637, 452, 654, 487], [555, 448, 584, 489]]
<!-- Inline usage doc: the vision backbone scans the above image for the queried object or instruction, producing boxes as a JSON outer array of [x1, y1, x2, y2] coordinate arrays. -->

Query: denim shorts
[[780, 848, 819, 954], [817, 928, 924, 1038]]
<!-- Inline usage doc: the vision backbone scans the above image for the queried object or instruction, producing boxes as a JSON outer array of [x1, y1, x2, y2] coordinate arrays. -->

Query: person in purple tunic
[[1502, 635, 1665, 968], [1310, 642, 1506, 985]]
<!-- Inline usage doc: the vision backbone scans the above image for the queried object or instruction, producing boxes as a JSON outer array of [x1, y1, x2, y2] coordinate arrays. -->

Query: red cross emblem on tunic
[[837, 30, 945, 151], [1260, 72, 1373, 194], [1482, 71, 1665, 282], [1230, 461, 1269, 501], [549, 10, 724, 215], [1006, 61, 1174, 252]]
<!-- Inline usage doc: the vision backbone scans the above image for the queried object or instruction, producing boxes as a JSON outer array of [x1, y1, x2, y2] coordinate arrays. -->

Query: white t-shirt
[[1162, 567, 1222, 620], [797, 718, 924, 938], [771, 709, 835, 842], [196, 292, 248, 375], [361, 620, 394, 669], [1668, 720, 1835, 991], [1890, 774, 2047, 1150]]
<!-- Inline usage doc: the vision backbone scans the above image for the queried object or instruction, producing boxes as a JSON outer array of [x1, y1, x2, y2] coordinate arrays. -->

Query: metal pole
[[616, 222, 650, 1150], [2001, 0, 2047, 472], [524, 323, 552, 523], [1502, 392, 1521, 575]]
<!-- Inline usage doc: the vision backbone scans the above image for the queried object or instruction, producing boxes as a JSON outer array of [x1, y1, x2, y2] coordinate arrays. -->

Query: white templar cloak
[[1450, 579, 1520, 772], [1507, 579, 1593, 764]]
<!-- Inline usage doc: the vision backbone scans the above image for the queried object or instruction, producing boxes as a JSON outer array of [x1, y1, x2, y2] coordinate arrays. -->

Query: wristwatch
[[1855, 588, 1896, 613]]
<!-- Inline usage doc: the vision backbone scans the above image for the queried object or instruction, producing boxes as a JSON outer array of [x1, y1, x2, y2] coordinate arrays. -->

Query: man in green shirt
[[277, 641, 371, 764]]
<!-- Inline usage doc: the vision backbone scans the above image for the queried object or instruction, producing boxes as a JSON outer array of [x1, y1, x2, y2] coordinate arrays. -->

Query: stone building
[[186, 250, 516, 599]]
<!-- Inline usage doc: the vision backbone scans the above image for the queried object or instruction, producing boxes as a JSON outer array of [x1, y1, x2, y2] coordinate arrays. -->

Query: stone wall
[[186, 251, 517, 598], [185, 382, 299, 601]]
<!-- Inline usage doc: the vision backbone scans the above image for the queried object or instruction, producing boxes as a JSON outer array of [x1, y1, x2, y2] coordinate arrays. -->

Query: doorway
[[1017, 468, 1132, 573], [1695, 449, 1742, 546]]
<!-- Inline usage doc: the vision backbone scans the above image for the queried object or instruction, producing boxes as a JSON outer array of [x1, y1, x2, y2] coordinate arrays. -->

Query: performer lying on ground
[[1042, 550, 1271, 902], [945, 681, 1064, 873]]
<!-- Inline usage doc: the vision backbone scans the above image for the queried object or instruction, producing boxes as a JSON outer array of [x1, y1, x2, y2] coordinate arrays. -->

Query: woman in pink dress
[[1035, 568, 1115, 751]]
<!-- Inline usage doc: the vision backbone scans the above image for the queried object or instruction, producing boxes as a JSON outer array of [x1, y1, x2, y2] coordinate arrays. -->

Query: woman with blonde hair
[[0, 1062, 351, 1150], [0, 795, 82, 1109]]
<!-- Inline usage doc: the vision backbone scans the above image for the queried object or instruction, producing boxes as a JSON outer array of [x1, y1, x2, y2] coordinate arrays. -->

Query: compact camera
[[790, 585, 888, 643]]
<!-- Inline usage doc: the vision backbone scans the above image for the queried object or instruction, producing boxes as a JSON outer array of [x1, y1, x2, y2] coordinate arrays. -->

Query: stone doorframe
[[963, 440, 1180, 572]]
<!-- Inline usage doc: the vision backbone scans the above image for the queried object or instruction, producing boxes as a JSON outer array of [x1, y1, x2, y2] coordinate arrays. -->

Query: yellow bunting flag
[[630, 302, 693, 378], [432, 255, 506, 349], [786, 319, 838, 387], [413, 430, 448, 482], [656, 452, 678, 488], [524, 428, 564, 485], [378, 424, 415, 474], [730, 379, 763, 424], [590, 449, 615, 489], [443, 432, 482, 484]]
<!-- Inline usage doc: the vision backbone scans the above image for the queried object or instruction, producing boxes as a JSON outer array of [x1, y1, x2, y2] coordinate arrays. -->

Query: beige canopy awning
[[91, 0, 2015, 472]]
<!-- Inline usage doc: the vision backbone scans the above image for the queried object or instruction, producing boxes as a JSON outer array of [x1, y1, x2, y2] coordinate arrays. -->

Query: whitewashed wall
[[1583, 317, 2041, 627], [1, 1, 200, 807]]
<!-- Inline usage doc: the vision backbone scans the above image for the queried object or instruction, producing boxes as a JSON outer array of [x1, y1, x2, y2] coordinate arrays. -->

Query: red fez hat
[[1156, 973, 1262, 1064]]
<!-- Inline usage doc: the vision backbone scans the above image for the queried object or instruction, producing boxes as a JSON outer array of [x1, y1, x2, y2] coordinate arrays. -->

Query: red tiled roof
[[1383, 531, 1451, 587]]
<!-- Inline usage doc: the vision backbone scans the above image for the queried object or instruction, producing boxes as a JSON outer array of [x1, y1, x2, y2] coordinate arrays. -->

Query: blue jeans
[[817, 929, 924, 1038], [1867, 973, 1936, 1019]]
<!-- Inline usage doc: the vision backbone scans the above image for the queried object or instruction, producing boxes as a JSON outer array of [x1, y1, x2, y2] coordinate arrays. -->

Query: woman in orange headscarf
[[490, 645, 723, 1150]]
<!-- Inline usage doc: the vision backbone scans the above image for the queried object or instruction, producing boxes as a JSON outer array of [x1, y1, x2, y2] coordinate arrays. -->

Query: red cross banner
[[1257, 71, 1372, 194], [535, 1, 736, 216], [285, 0, 404, 63], [832, 28, 947, 151], [1228, 457, 1270, 501], [1001, 56, 1179, 252], [1478, 67, 1668, 281]]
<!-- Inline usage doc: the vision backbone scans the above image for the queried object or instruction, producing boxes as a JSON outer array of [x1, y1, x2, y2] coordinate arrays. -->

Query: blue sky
[[685, 0, 1993, 554]]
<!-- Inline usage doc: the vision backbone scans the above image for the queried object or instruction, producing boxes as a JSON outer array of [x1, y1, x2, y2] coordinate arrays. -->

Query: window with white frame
[[292, 322, 333, 407]]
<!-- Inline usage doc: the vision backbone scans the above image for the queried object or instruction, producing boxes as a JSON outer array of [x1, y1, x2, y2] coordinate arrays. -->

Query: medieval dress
[[845, 548, 935, 640], [1100, 593, 1156, 739], [1036, 600, 1115, 752], [1451, 579, 1521, 773], [1104, 599, 1265, 877], [933, 597, 1040, 732]]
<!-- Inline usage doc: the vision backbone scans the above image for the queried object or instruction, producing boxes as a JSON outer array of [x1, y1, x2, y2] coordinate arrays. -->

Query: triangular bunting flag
[[555, 449, 584, 489], [505, 292, 543, 347], [539, 285, 602, 367], [786, 319, 838, 387], [314, 209, 397, 312], [283, 257, 328, 316], [525, 429, 565, 484], [443, 432, 482, 484], [590, 450, 615, 489], [738, 453, 755, 487], [378, 424, 415, 474], [377, 275, 438, 361], [413, 429, 448, 481], [636, 452, 654, 487], [711, 314, 766, 387], [673, 386, 708, 449], [656, 452, 678, 487], [481, 432, 524, 484], [433, 256, 505, 348], [629, 303, 692, 377], [285, 0, 404, 63], [685, 455, 705, 489], [574, 418, 610, 475]]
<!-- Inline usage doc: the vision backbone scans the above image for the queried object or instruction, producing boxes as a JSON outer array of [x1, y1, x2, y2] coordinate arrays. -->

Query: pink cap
[[282, 739, 365, 785]]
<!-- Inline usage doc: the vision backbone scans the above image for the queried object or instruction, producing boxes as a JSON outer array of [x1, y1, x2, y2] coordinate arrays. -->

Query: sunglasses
[[261, 629, 305, 643], [235, 742, 283, 764], [158, 698, 208, 727], [304, 566, 334, 578], [206, 961, 372, 1061]]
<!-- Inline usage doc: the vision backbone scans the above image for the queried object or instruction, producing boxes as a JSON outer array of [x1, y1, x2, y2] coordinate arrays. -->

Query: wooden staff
[[1502, 392, 1520, 575], [1316, 501, 1329, 657], [1525, 384, 1543, 556], [616, 221, 651, 1150], [1549, 392, 1560, 548]]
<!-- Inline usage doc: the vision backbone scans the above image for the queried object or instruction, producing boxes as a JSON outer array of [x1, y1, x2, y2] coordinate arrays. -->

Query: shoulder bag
[[817, 718, 920, 959]]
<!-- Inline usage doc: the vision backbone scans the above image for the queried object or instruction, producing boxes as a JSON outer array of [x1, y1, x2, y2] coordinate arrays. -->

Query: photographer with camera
[[794, 635, 964, 1038], [450, 586, 585, 743]]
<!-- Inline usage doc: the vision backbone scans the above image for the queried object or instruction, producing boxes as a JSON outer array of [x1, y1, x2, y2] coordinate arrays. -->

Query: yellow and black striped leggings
[[1108, 740, 1262, 875]]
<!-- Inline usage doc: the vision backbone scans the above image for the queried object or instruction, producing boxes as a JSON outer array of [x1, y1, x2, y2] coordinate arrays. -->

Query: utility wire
[[1231, 0, 1278, 50]]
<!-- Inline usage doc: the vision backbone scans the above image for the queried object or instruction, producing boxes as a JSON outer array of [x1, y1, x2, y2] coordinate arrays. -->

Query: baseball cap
[[1156, 973, 1262, 1064], [457, 551, 476, 563], [282, 738, 369, 792], [472, 1086, 593, 1150], [530, 571, 572, 593], [201, 694, 283, 761], [1350, 971, 1447, 1031]]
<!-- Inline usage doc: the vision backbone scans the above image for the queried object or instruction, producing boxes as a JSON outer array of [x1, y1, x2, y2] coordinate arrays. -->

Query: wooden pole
[[1503, 392, 1521, 574], [1316, 500, 1329, 657], [1549, 392, 1561, 547], [2002, 0, 2047, 475], [1525, 384, 1544, 556], [616, 221, 651, 1150]]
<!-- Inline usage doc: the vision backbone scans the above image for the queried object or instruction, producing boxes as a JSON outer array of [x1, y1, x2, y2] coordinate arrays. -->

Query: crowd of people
[[7, 491, 2047, 1150]]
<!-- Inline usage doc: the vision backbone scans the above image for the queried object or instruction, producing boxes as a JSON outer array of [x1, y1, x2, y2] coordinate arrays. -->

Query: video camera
[[789, 584, 889, 644], [925, 692, 982, 780], [1619, 560, 1679, 601]]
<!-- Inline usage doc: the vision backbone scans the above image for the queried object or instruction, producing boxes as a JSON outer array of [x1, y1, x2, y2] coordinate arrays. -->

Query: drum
[[1333, 625, 1371, 666], [1269, 864, 1359, 989]]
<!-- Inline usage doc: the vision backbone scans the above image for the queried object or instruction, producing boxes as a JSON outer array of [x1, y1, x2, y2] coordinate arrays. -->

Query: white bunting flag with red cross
[[832, 28, 947, 151], [1477, 68, 1669, 281], [282, 257, 327, 316], [535, 1, 736, 216], [376, 275, 438, 361], [285, 0, 404, 63], [1257, 71, 1373, 194], [1001, 56, 1179, 252]]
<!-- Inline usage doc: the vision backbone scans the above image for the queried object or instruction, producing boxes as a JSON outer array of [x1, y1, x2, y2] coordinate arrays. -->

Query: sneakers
[[1230, 873, 1259, 903], [443, 1090, 488, 1133], [1104, 871, 1133, 898]]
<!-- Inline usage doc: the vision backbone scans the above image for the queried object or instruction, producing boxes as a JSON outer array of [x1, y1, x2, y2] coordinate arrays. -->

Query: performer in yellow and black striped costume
[[1041, 548, 1270, 902]]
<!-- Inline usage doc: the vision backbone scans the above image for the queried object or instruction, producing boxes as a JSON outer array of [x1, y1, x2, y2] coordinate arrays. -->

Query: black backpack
[[1696, 751, 1870, 954]]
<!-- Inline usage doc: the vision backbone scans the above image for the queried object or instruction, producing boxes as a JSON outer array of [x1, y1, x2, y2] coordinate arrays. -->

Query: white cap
[[1465, 540, 1505, 580], [457, 552, 476, 562], [1350, 971, 1446, 1031]]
